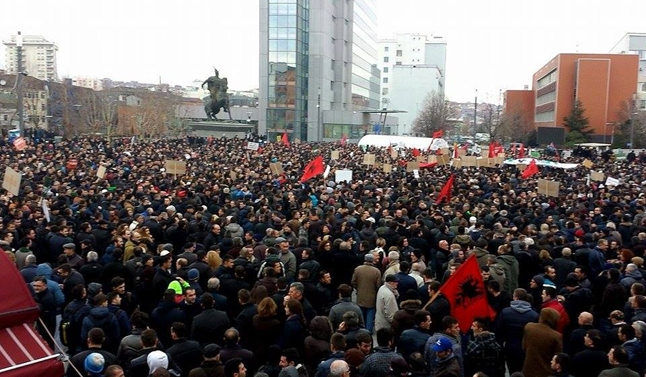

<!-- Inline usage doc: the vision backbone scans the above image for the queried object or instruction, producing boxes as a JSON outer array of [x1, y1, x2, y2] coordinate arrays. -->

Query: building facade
[[377, 33, 446, 135], [505, 53, 638, 144], [610, 33, 646, 111], [259, 0, 383, 142], [3, 35, 58, 81]]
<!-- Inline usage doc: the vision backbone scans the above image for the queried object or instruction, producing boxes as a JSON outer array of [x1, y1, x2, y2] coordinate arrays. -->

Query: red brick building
[[504, 53, 639, 144]]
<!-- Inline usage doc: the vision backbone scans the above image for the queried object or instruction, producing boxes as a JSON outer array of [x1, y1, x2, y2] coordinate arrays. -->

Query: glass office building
[[350, 0, 380, 110], [260, 0, 383, 141], [265, 0, 309, 141]]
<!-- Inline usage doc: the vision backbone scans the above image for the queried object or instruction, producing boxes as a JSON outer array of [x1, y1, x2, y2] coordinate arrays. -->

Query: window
[[396, 50, 402, 57], [382, 88, 389, 95], [383, 56, 389, 63], [383, 77, 388, 83], [641, 100, 646, 109], [383, 67, 388, 73], [641, 82, 646, 92], [395, 61, 402, 65], [384, 46, 389, 52]]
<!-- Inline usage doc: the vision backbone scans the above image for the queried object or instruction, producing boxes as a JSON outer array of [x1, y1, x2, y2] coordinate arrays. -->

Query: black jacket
[[190, 308, 230, 347], [167, 338, 203, 377]]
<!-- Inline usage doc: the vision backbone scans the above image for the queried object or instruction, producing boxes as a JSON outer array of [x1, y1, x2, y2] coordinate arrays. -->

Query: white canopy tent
[[357, 135, 449, 150]]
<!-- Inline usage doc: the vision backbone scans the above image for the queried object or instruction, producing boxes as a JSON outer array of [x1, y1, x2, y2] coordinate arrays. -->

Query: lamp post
[[316, 86, 321, 141], [15, 31, 24, 137], [473, 89, 478, 143]]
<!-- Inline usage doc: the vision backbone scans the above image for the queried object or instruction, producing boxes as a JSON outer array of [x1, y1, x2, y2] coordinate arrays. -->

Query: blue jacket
[[495, 300, 538, 358], [36, 263, 65, 307], [398, 326, 431, 360]]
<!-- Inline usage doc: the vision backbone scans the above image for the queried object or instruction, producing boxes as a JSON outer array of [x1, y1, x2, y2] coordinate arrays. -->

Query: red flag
[[518, 143, 525, 158], [299, 156, 325, 182], [432, 129, 444, 139], [440, 255, 495, 333], [521, 159, 539, 179], [281, 132, 290, 148], [419, 162, 437, 169], [488, 142, 496, 158], [412, 148, 420, 157], [452, 143, 459, 159], [340, 134, 348, 146], [435, 174, 454, 205]]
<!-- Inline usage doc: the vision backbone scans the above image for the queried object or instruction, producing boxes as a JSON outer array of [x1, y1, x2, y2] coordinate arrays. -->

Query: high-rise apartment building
[[259, 0, 385, 142], [377, 34, 446, 135], [3, 34, 58, 81], [610, 33, 646, 111]]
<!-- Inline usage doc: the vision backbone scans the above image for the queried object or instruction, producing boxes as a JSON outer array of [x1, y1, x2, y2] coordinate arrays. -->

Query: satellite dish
[[0, 79, 6, 86]]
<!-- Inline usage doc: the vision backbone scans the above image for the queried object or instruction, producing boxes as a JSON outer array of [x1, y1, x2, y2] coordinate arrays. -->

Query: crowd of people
[[2, 134, 646, 377]]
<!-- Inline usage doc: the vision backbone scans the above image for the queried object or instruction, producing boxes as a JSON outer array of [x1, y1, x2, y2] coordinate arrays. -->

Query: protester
[[2, 135, 645, 377]]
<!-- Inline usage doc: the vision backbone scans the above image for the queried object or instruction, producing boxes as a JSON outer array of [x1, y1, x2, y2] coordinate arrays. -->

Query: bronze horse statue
[[202, 68, 232, 121]]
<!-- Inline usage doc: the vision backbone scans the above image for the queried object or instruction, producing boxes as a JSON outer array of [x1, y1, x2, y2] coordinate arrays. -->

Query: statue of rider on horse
[[202, 68, 232, 121]]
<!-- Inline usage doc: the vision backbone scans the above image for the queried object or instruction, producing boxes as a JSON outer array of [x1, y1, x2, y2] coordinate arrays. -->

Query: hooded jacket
[[496, 300, 538, 357], [522, 308, 562, 377], [36, 263, 65, 307]]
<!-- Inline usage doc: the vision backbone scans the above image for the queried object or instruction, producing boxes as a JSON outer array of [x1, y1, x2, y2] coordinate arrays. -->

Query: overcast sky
[[1, 0, 644, 102]]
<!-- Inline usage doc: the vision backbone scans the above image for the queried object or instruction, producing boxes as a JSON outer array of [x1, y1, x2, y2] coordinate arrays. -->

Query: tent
[[357, 135, 450, 150], [0, 252, 64, 377]]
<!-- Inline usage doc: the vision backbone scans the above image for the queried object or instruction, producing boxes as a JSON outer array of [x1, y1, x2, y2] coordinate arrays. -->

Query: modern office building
[[259, 0, 389, 142], [3, 34, 58, 81], [377, 33, 446, 134], [610, 33, 646, 111], [504, 53, 638, 144]]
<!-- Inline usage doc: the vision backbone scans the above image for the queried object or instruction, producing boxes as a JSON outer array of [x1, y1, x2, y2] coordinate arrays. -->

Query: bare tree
[[78, 90, 118, 137], [497, 107, 534, 143], [615, 99, 646, 148], [412, 91, 456, 137]]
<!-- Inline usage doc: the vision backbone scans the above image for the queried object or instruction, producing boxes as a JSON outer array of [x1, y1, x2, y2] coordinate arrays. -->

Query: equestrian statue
[[202, 68, 233, 121]]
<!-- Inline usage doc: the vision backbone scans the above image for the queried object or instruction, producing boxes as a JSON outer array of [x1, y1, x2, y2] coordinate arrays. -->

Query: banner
[[246, 142, 259, 151]]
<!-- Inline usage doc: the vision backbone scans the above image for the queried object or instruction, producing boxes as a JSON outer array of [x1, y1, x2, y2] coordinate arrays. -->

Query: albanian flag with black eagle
[[299, 156, 325, 183], [440, 255, 495, 333]]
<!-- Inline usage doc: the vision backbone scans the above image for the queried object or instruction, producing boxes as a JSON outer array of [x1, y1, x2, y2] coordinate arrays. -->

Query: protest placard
[[362, 153, 376, 165], [331, 150, 340, 160], [407, 161, 420, 172], [2, 167, 21, 196], [590, 171, 604, 182], [537, 179, 560, 197], [382, 163, 392, 173], [96, 164, 107, 179], [335, 169, 353, 183], [269, 162, 283, 175], [165, 160, 187, 175]]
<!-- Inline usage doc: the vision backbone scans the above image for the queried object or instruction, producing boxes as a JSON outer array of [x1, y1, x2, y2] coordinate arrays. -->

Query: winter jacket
[[496, 300, 538, 360], [541, 299, 570, 334], [375, 283, 399, 332], [328, 298, 364, 329], [522, 308, 562, 377], [351, 263, 381, 308], [496, 254, 519, 293], [81, 306, 120, 352], [465, 331, 504, 377], [397, 326, 431, 360]]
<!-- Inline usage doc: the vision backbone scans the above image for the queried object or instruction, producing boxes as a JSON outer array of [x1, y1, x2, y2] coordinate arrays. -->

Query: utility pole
[[16, 31, 24, 137], [473, 89, 478, 143]]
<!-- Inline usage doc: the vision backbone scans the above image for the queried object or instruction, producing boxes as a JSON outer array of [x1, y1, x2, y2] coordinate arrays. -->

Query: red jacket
[[541, 299, 570, 333]]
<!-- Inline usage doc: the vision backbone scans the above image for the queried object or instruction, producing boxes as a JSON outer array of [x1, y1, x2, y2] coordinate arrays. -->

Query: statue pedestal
[[188, 120, 256, 138]]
